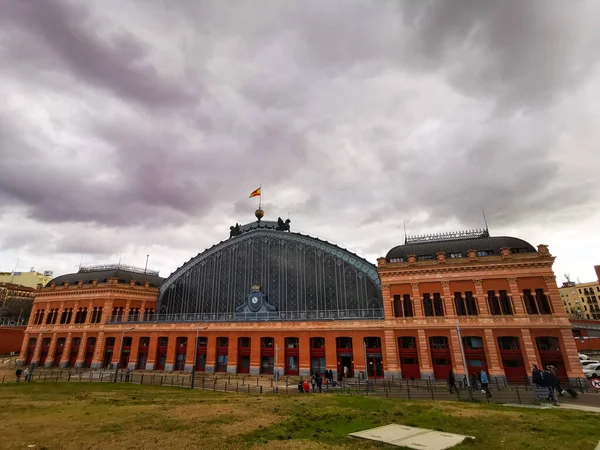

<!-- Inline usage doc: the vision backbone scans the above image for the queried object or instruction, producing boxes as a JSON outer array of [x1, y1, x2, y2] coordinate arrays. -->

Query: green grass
[[0, 382, 598, 449]]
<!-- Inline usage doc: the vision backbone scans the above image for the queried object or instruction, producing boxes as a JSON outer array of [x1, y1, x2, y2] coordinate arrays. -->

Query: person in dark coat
[[297, 380, 303, 393], [448, 369, 457, 393], [15, 368, 22, 382], [316, 373, 323, 393]]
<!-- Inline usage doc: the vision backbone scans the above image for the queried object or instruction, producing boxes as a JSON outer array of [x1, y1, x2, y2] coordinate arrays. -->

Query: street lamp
[[190, 326, 208, 389], [273, 344, 284, 393], [114, 327, 135, 383], [456, 321, 471, 392], [363, 340, 369, 381]]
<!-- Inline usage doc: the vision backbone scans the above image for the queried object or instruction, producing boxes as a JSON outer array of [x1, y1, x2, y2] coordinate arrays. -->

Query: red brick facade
[[18, 245, 584, 382]]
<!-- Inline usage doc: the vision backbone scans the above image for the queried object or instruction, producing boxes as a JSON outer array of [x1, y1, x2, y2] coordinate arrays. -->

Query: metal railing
[[3, 368, 598, 408], [107, 308, 385, 324]]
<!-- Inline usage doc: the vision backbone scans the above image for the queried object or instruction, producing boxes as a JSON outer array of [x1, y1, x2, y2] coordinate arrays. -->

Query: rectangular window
[[454, 293, 467, 316], [523, 289, 539, 314], [417, 255, 434, 261], [423, 294, 434, 317], [499, 290, 513, 315], [488, 290, 501, 315], [403, 295, 414, 317], [465, 292, 478, 315], [433, 293, 444, 316]]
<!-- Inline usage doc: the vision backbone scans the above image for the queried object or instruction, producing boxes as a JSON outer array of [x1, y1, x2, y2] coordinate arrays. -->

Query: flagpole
[[259, 184, 262, 209]]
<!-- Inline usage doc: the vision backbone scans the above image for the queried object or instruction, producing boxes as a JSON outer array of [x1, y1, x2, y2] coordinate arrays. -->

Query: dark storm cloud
[[0, 0, 195, 108], [399, 0, 600, 111], [0, 0, 598, 280]]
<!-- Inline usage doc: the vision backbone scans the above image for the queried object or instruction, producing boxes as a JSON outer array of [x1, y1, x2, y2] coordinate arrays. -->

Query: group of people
[[15, 367, 33, 383], [297, 370, 336, 393], [448, 368, 492, 397], [532, 364, 566, 404]]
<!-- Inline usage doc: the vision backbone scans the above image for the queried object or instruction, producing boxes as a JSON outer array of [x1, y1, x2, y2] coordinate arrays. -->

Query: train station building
[[18, 211, 583, 382]]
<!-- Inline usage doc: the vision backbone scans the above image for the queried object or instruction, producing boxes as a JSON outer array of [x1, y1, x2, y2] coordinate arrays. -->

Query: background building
[[0, 269, 53, 289], [559, 280, 600, 320], [17, 215, 584, 383], [0, 282, 36, 326]]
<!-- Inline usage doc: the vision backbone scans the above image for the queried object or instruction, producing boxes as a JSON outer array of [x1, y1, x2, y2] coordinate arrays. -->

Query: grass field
[[0, 383, 598, 450]]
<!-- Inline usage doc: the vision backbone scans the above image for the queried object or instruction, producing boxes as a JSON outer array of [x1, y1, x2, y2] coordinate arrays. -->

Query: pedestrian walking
[[15, 368, 22, 382], [23, 367, 31, 383], [448, 369, 457, 394], [302, 379, 310, 393], [316, 373, 323, 393], [547, 365, 565, 396], [343, 365, 349, 378], [297, 380, 303, 393], [311, 373, 317, 393], [479, 369, 491, 398]]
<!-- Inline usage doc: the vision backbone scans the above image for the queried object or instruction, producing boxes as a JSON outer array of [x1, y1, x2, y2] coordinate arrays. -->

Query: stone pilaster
[[75, 332, 87, 367], [59, 332, 72, 368], [411, 283, 423, 317], [449, 329, 466, 375], [17, 332, 30, 366], [91, 331, 105, 369], [30, 334, 42, 367], [441, 281, 455, 317], [560, 328, 585, 379], [507, 278, 525, 315], [226, 334, 238, 374], [520, 329, 540, 371], [483, 329, 503, 377], [45, 333, 58, 367], [381, 284, 393, 319], [473, 279, 490, 316], [544, 275, 567, 317], [416, 329, 433, 379], [383, 329, 401, 379]]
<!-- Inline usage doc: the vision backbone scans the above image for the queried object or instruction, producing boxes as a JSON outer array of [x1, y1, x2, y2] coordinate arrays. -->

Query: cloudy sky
[[1, 0, 599, 283]]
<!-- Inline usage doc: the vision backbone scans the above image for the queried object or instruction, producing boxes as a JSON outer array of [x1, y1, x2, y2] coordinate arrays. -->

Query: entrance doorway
[[337, 355, 353, 378], [367, 356, 384, 378], [336, 337, 353, 378]]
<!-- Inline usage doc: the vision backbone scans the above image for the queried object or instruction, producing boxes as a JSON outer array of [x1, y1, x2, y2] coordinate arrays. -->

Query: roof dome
[[386, 230, 536, 261], [158, 221, 383, 322], [47, 264, 164, 288]]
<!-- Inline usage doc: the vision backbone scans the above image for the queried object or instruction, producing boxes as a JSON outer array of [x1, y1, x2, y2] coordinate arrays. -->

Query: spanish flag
[[249, 187, 261, 198]]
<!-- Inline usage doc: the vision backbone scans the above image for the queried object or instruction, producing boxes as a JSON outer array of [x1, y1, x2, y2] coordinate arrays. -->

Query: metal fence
[[2, 369, 599, 407], [107, 309, 385, 324]]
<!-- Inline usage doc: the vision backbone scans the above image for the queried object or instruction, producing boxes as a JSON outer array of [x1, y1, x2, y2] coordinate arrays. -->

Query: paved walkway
[[504, 403, 600, 414]]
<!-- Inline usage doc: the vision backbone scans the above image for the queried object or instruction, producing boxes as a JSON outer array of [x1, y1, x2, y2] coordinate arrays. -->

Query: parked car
[[583, 363, 600, 379], [579, 353, 590, 361], [581, 360, 599, 367]]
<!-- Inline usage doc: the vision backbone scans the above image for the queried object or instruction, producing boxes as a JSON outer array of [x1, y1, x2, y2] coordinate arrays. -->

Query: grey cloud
[[0, 0, 598, 282], [0, 0, 195, 108]]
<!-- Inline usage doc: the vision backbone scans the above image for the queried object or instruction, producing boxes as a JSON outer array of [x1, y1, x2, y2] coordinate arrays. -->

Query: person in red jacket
[[303, 379, 310, 393]]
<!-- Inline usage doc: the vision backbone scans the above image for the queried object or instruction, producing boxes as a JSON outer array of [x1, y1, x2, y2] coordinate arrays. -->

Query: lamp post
[[114, 327, 134, 383], [363, 340, 369, 381], [456, 321, 471, 394], [190, 326, 208, 389], [274, 344, 284, 394]]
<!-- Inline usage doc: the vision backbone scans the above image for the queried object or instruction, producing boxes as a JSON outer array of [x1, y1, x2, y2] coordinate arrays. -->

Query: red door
[[25, 338, 36, 366], [84, 338, 96, 368], [284, 338, 299, 376], [196, 337, 207, 371], [498, 336, 527, 383], [53, 338, 66, 367], [237, 337, 251, 374], [155, 337, 168, 371], [536, 337, 568, 383], [69, 338, 81, 367], [398, 337, 421, 380], [463, 337, 488, 379], [40, 339, 50, 366], [429, 336, 452, 381]]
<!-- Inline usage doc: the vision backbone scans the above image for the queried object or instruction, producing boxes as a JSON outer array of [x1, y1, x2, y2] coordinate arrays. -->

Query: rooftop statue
[[229, 223, 242, 238], [277, 217, 291, 232]]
